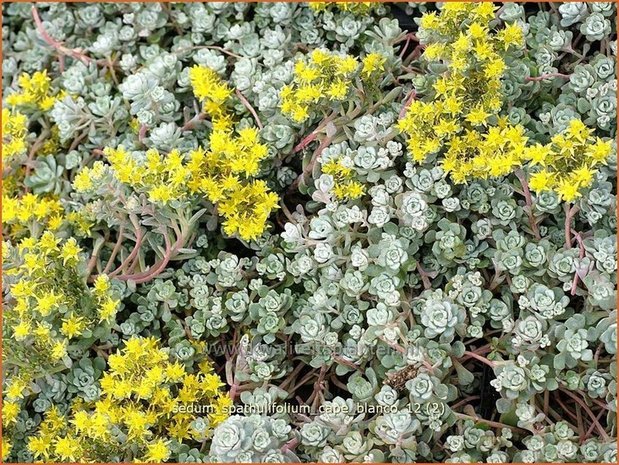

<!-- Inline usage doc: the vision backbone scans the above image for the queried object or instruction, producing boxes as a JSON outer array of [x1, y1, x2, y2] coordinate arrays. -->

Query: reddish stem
[[138, 124, 148, 143], [515, 169, 541, 240], [117, 233, 173, 284], [181, 111, 207, 132], [455, 413, 523, 432], [292, 112, 336, 154], [560, 388, 609, 441], [289, 134, 334, 193], [236, 89, 263, 130], [332, 355, 362, 372], [526, 72, 570, 82], [570, 230, 586, 295], [24, 130, 49, 181], [416, 262, 433, 289], [32, 6, 91, 64], [564, 204, 580, 249], [585, 409, 607, 441], [379, 337, 406, 354], [108, 220, 144, 278], [292, 132, 318, 154], [575, 404, 585, 441], [395, 31, 419, 44], [451, 395, 481, 411], [102, 226, 125, 274], [461, 351, 496, 368], [281, 437, 299, 454], [554, 396, 581, 427], [398, 90, 417, 119]]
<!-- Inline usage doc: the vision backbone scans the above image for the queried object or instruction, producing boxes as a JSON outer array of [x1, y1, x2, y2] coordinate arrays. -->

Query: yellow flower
[[124, 409, 150, 440], [571, 165, 595, 188], [475, 2, 496, 20], [209, 393, 234, 426], [336, 55, 359, 75], [143, 439, 170, 463], [5, 378, 27, 401], [468, 22, 486, 39], [281, 48, 358, 122], [322, 157, 365, 201], [497, 23, 524, 49], [291, 105, 309, 123], [399, 2, 603, 198], [61, 315, 86, 339], [60, 238, 81, 265], [587, 138, 612, 164], [557, 179, 582, 202], [466, 107, 490, 126], [73, 169, 94, 192], [485, 58, 506, 78], [36, 291, 61, 317], [525, 119, 611, 201], [51, 339, 68, 360], [99, 297, 119, 323], [326, 80, 349, 100], [7, 70, 59, 111], [166, 362, 187, 382], [202, 373, 226, 395], [2, 437, 12, 461], [148, 184, 175, 204], [526, 144, 552, 166], [2, 402, 20, 425], [93, 274, 111, 296], [71, 410, 92, 432], [38, 230, 61, 253], [2, 108, 29, 162], [423, 43, 445, 60], [361, 52, 386, 79], [188, 65, 232, 117], [54, 436, 81, 461], [12, 321, 31, 340], [419, 11, 440, 30], [28, 436, 50, 459], [295, 62, 320, 83]]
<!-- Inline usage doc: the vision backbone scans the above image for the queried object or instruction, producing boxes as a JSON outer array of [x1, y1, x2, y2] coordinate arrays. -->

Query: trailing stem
[[564, 203, 580, 249], [515, 169, 541, 240]]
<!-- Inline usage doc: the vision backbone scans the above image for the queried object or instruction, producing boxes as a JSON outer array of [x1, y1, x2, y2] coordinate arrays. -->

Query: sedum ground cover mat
[[1, 1, 617, 463]]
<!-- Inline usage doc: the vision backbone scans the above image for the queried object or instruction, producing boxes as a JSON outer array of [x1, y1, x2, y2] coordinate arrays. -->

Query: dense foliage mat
[[2, 2, 617, 463]]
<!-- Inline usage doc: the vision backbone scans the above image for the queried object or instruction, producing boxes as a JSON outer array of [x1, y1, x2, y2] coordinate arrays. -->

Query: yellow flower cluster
[[2, 437, 11, 461], [74, 125, 278, 241], [75, 147, 199, 204], [5, 70, 61, 111], [189, 66, 281, 240], [3, 373, 32, 440], [361, 52, 387, 80], [189, 126, 278, 240], [3, 232, 118, 375], [526, 119, 613, 202], [2, 108, 28, 162], [28, 337, 231, 463], [441, 119, 529, 183], [3, 372, 27, 460], [398, 3, 525, 182], [2, 190, 90, 240], [309, 2, 377, 14], [322, 157, 365, 200], [2, 193, 64, 238], [281, 49, 359, 123], [188, 65, 233, 121]]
